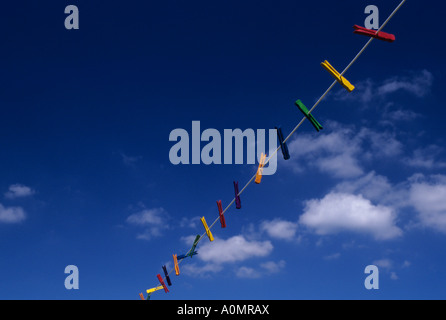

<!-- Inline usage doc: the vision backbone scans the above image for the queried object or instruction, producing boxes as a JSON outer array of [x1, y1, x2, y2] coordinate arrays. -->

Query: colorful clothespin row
[[173, 254, 180, 276], [201, 216, 214, 242], [162, 265, 172, 286], [353, 25, 395, 42], [216, 200, 226, 228], [275, 126, 290, 160], [295, 100, 323, 132], [321, 60, 355, 92], [233, 181, 241, 209], [255, 153, 267, 184]]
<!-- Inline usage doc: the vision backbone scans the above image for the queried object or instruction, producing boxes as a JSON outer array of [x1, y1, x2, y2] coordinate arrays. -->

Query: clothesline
[[143, 0, 407, 299]]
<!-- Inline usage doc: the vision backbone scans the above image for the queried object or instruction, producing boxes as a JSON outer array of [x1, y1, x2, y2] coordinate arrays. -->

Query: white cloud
[[357, 128, 403, 158], [387, 109, 421, 122], [402, 260, 411, 268], [178, 235, 274, 278], [403, 145, 446, 170], [235, 260, 286, 279], [324, 253, 341, 260], [126, 207, 168, 240], [334, 172, 392, 202], [120, 152, 142, 167], [286, 124, 403, 179], [0, 203, 26, 223], [286, 125, 364, 178], [377, 70, 433, 97], [333, 171, 409, 209], [373, 259, 400, 280], [260, 219, 298, 241], [333, 70, 433, 105], [260, 260, 286, 274], [126, 208, 165, 225], [390, 272, 399, 280], [409, 176, 446, 233], [299, 192, 402, 240], [4, 184, 35, 199], [373, 258, 393, 269], [235, 266, 261, 279], [181, 262, 223, 278], [196, 235, 273, 264]]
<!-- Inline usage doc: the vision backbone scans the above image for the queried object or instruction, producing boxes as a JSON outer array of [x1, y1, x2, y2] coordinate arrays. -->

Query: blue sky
[[0, 0, 445, 300]]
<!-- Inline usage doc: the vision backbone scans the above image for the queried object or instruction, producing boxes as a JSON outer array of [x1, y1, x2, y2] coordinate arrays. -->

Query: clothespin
[[146, 285, 164, 299], [188, 234, 200, 258], [275, 126, 290, 160], [233, 181, 241, 209], [353, 25, 395, 42], [201, 217, 214, 242], [255, 153, 267, 184], [177, 251, 198, 260], [162, 265, 172, 286], [178, 234, 200, 260], [295, 100, 323, 132], [321, 60, 355, 92], [139, 292, 146, 300], [217, 200, 226, 228], [156, 274, 169, 293], [173, 254, 180, 276]]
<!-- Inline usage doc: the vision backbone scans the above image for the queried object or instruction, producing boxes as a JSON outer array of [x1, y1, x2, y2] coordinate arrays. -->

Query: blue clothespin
[[275, 126, 290, 160]]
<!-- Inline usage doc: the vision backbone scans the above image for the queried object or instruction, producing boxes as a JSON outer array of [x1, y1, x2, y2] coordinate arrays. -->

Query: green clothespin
[[187, 235, 201, 257], [295, 100, 323, 132]]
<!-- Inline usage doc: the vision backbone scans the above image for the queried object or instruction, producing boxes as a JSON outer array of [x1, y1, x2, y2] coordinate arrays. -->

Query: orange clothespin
[[255, 153, 267, 184], [173, 254, 180, 276]]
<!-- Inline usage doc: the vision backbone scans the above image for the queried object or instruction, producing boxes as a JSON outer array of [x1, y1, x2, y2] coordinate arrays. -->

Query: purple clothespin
[[233, 181, 241, 209]]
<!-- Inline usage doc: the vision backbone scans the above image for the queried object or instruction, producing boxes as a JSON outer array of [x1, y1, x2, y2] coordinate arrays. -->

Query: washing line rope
[[148, 0, 407, 297]]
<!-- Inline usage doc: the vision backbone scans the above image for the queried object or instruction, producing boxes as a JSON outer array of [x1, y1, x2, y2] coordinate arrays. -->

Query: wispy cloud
[[235, 260, 286, 279], [120, 152, 142, 167], [332, 69, 433, 106], [285, 122, 403, 179], [334, 171, 408, 209], [260, 219, 298, 241], [409, 174, 446, 233], [126, 207, 168, 240], [4, 184, 35, 199], [377, 70, 433, 97], [0, 203, 26, 223], [403, 145, 446, 170]]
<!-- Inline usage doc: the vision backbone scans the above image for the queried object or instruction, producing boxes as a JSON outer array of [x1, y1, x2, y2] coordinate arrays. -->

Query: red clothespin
[[353, 25, 395, 42], [156, 274, 169, 293], [217, 200, 226, 228]]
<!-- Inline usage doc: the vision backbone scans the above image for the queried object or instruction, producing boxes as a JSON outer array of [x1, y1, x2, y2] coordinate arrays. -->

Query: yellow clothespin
[[146, 286, 164, 295], [201, 217, 214, 242], [255, 153, 267, 184], [321, 60, 355, 92], [173, 254, 180, 276]]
